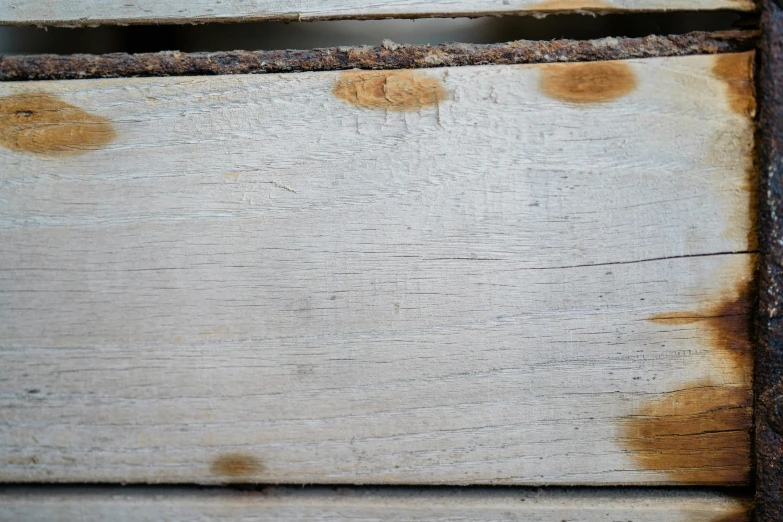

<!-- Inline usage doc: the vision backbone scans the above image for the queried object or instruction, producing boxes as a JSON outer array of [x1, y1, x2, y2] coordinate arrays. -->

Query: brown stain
[[706, 62, 758, 254], [0, 93, 115, 155], [621, 383, 752, 485], [712, 52, 756, 117], [210, 453, 264, 477], [623, 259, 756, 485], [648, 277, 755, 377], [711, 511, 752, 522], [526, 0, 613, 10], [539, 61, 637, 104], [334, 70, 446, 111]]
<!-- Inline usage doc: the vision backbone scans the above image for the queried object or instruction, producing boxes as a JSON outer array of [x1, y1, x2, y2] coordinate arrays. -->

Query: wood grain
[[0, 0, 757, 26], [0, 487, 753, 521], [0, 53, 756, 484]]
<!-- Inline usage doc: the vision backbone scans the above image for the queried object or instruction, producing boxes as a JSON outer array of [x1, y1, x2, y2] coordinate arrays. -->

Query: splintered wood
[[0, 0, 757, 26], [0, 53, 756, 485]]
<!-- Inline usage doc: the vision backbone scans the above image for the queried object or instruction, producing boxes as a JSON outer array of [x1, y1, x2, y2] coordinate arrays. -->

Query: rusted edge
[[0, 30, 758, 81], [756, 1, 783, 521]]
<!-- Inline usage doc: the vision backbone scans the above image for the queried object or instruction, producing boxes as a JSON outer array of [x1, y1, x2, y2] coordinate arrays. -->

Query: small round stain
[[540, 61, 637, 104], [210, 453, 264, 477], [334, 70, 446, 111]]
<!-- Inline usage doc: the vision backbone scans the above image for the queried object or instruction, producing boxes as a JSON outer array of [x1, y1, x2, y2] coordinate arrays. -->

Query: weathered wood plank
[[0, 53, 756, 484], [0, 487, 753, 521], [0, 0, 758, 26]]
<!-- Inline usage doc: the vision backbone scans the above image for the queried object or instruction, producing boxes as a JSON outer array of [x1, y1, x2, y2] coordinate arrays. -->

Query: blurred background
[[0, 11, 756, 56]]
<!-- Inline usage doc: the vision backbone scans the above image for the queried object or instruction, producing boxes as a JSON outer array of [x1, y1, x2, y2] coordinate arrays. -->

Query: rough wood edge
[[0, 30, 758, 82]]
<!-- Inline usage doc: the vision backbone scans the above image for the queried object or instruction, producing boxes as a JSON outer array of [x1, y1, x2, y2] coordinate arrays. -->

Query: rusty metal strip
[[0, 30, 757, 81], [756, 1, 783, 521]]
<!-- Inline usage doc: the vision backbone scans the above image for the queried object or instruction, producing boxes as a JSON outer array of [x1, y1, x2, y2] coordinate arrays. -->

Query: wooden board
[[0, 487, 753, 521], [0, 53, 756, 485], [0, 0, 758, 26]]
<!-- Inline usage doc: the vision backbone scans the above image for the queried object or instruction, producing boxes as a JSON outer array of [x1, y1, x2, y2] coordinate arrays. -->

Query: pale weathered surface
[[0, 53, 756, 485], [0, 0, 757, 26], [0, 488, 753, 521]]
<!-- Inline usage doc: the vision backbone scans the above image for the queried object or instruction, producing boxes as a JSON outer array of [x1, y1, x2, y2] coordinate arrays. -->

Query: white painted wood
[[0, 54, 755, 484], [0, 0, 757, 26], [0, 488, 753, 521]]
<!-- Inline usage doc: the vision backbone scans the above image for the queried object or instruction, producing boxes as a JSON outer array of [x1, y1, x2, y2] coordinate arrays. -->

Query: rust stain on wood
[[624, 257, 756, 484], [539, 61, 637, 104], [712, 52, 756, 117], [0, 93, 115, 155], [526, 0, 613, 11], [727, 54, 759, 255], [210, 453, 264, 477], [334, 70, 446, 111], [648, 276, 755, 377], [621, 383, 752, 485], [710, 510, 752, 522]]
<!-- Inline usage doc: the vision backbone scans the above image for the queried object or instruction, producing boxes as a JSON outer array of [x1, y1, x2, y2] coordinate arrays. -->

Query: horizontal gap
[[0, 11, 758, 55], [0, 30, 758, 81]]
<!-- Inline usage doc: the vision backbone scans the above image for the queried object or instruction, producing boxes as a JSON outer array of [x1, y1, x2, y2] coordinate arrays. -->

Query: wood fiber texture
[[0, 0, 758, 26], [0, 54, 757, 485], [0, 488, 753, 521]]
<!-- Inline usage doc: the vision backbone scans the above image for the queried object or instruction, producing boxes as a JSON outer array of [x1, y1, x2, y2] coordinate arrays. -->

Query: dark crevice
[[0, 11, 758, 55]]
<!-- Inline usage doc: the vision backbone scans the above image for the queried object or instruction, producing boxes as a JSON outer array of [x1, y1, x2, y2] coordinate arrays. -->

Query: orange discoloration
[[622, 383, 752, 485], [334, 70, 446, 111], [526, 0, 613, 10], [0, 93, 115, 155], [539, 61, 637, 104], [648, 277, 755, 377], [210, 453, 263, 477], [713, 52, 756, 117], [711, 511, 752, 522], [625, 257, 756, 485]]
